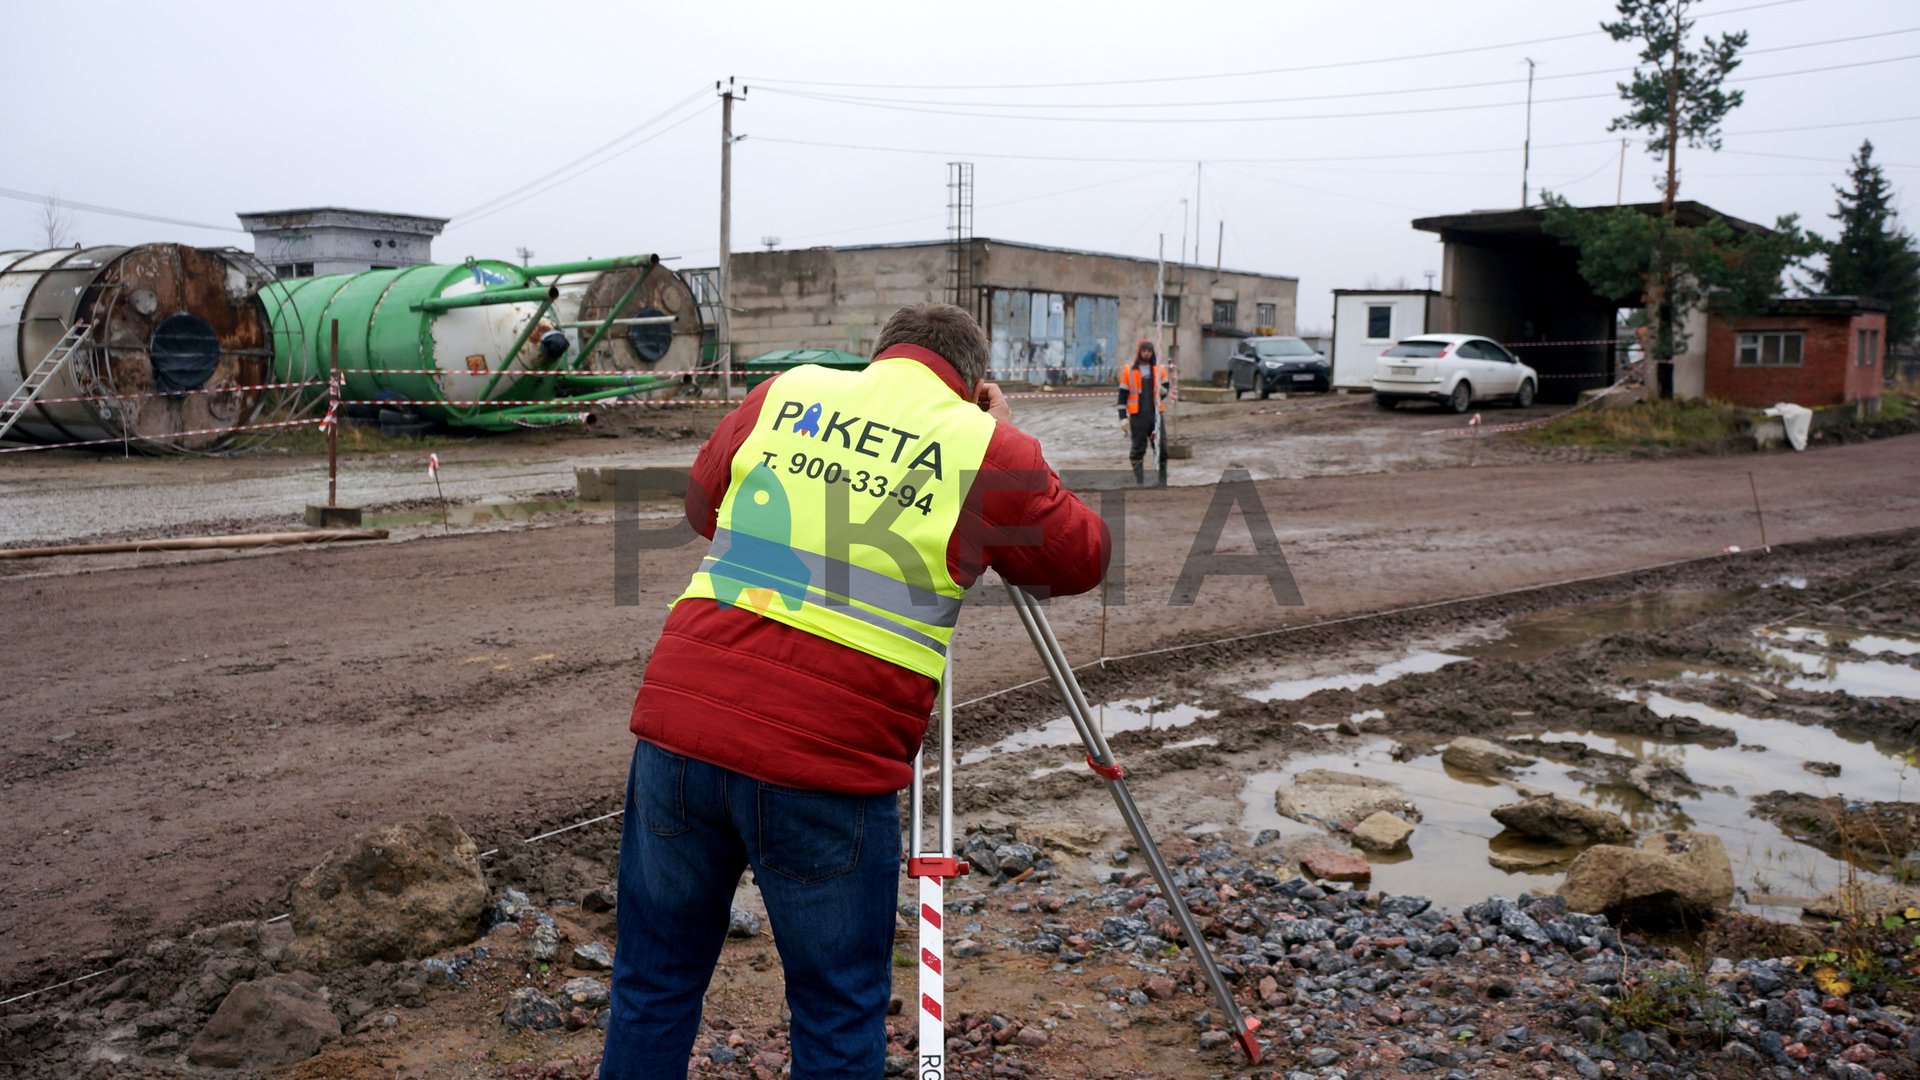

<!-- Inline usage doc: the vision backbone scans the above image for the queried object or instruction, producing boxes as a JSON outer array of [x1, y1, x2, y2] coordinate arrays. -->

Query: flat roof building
[[237, 207, 448, 279]]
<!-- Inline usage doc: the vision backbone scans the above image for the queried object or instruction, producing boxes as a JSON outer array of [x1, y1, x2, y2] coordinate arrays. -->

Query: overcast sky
[[4, 0, 1916, 329]]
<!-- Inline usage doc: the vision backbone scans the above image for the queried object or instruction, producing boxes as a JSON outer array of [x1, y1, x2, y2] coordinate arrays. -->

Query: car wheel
[[1257, 381, 1272, 400], [1374, 394, 1397, 410], [1514, 379, 1536, 408], [1448, 381, 1472, 414]]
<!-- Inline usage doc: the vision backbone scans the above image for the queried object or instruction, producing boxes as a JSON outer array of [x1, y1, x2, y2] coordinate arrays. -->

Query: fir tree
[[1814, 140, 1920, 347]]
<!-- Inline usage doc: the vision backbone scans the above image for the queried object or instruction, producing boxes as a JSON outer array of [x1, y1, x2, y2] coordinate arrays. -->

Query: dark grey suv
[[1228, 336, 1331, 398]]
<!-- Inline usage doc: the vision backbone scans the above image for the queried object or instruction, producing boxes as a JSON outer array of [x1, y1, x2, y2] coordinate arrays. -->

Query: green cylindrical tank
[[262, 255, 668, 428]]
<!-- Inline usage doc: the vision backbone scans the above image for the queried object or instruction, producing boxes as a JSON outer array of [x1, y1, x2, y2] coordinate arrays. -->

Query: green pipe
[[556, 373, 676, 390], [520, 254, 658, 277], [410, 285, 558, 313], [483, 294, 559, 407], [466, 410, 591, 430], [574, 273, 648, 365]]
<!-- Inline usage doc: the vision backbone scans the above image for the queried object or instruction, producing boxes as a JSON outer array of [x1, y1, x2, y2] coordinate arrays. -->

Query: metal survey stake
[[1005, 582, 1264, 1064], [907, 656, 965, 1080]]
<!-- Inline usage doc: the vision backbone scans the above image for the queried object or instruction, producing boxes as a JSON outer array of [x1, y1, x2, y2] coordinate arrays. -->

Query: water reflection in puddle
[[1244, 651, 1464, 702], [960, 698, 1215, 766], [1462, 589, 1751, 665], [1239, 685, 1914, 915], [1753, 627, 1920, 700]]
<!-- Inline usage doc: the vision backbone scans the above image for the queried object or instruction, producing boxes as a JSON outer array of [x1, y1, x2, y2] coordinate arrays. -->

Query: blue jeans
[[601, 740, 901, 1079]]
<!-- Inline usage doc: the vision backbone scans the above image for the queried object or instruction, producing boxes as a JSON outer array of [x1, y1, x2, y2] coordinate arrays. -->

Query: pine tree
[[1814, 140, 1920, 347]]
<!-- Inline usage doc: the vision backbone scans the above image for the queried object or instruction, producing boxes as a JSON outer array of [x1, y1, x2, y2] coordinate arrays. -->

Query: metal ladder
[[0, 321, 91, 442]]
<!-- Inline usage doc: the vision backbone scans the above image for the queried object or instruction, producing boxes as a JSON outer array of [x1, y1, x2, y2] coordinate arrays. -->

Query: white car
[[1371, 333, 1538, 413]]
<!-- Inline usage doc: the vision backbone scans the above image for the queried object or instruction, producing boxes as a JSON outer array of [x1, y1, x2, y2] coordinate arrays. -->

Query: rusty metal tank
[[549, 258, 704, 381], [0, 244, 283, 451]]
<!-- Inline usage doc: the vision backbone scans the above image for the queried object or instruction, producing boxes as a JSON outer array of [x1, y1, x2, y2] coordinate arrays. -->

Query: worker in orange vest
[[1116, 340, 1170, 486]]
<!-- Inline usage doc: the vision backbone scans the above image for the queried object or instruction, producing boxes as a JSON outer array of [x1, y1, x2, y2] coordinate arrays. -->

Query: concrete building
[[1329, 289, 1439, 389], [1704, 296, 1887, 411], [689, 238, 1297, 386], [237, 207, 449, 278], [1411, 202, 1771, 402]]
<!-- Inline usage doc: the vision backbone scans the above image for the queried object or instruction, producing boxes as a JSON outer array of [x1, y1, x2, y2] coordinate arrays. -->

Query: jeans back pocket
[[636, 743, 690, 837], [756, 785, 864, 884]]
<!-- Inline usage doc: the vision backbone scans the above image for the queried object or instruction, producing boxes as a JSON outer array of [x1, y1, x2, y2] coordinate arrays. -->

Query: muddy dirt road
[[2, 432, 1919, 996]]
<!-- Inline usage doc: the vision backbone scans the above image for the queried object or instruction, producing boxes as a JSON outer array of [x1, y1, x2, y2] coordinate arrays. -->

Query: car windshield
[[1253, 338, 1316, 357], [1382, 340, 1452, 358]]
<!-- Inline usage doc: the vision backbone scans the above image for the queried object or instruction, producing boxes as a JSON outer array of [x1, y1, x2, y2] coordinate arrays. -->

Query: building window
[[1366, 305, 1392, 340], [274, 264, 295, 278], [1211, 300, 1237, 326], [1734, 331, 1804, 367], [1256, 302, 1277, 328], [1156, 295, 1180, 324], [1857, 327, 1881, 368]]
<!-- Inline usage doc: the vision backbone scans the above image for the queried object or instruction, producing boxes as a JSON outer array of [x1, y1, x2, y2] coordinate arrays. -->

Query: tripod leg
[[1004, 584, 1261, 1063]]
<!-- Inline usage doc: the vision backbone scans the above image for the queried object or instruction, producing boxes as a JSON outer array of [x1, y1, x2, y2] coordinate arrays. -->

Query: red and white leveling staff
[[906, 656, 964, 1079]]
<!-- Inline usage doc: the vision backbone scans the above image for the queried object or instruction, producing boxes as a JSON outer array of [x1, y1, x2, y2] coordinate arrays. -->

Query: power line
[[742, 0, 1810, 92], [447, 103, 716, 231], [767, 27, 1919, 113], [758, 52, 1920, 126], [0, 187, 244, 234], [449, 87, 709, 221]]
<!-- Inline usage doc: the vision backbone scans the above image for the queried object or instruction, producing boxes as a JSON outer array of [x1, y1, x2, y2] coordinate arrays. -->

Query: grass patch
[[1878, 390, 1914, 424], [1521, 398, 1746, 452], [1604, 966, 1737, 1044], [272, 424, 459, 456]]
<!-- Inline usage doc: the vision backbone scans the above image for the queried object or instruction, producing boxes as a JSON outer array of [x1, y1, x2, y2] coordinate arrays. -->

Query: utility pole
[[1193, 163, 1204, 265], [1615, 137, 1627, 205], [717, 77, 743, 402], [515, 246, 534, 268], [1521, 58, 1535, 208]]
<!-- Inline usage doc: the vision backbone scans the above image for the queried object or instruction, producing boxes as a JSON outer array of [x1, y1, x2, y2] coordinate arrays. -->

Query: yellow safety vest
[[676, 357, 996, 681]]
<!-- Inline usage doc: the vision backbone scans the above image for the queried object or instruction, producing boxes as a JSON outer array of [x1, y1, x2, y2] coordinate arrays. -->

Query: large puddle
[[963, 585, 1920, 918]]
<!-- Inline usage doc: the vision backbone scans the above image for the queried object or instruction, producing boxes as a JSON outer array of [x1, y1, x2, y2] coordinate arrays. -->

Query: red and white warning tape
[[0, 416, 325, 454], [19, 380, 323, 407]]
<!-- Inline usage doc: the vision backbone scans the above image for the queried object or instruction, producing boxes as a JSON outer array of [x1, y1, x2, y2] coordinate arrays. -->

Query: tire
[[1447, 381, 1473, 414], [1374, 394, 1397, 410], [1514, 379, 1536, 408], [1257, 381, 1272, 400]]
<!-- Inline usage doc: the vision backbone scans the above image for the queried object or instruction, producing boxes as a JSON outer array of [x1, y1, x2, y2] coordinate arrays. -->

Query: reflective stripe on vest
[[675, 357, 996, 681], [1122, 363, 1167, 415]]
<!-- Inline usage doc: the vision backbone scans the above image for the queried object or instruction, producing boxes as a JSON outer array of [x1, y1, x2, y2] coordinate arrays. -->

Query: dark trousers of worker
[[601, 739, 901, 1079], [1127, 410, 1165, 485]]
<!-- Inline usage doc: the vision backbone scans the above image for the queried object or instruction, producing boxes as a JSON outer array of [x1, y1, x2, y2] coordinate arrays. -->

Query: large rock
[[283, 815, 490, 972], [1559, 831, 1735, 926], [1275, 769, 1417, 829], [1804, 882, 1920, 922], [185, 973, 340, 1068], [1491, 795, 1633, 847], [1350, 811, 1415, 853], [1299, 849, 1372, 884], [1442, 737, 1536, 777]]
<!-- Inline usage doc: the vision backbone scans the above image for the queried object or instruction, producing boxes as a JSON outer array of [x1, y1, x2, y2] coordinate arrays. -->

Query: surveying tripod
[[906, 583, 1262, 1077]]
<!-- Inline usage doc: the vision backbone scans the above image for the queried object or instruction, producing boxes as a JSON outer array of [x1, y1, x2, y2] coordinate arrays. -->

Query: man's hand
[[975, 380, 1013, 424]]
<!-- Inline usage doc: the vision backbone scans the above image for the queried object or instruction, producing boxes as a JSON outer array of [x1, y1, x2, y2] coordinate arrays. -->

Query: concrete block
[[305, 504, 363, 527], [1179, 386, 1237, 404]]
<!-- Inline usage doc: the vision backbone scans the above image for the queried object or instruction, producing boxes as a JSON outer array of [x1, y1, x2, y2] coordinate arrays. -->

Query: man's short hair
[[875, 303, 989, 387]]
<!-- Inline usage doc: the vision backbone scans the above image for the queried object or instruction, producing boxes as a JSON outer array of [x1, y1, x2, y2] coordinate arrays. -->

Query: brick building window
[[1256, 302, 1277, 327], [1735, 331, 1803, 367], [1156, 295, 1180, 324], [1858, 327, 1881, 368], [1212, 299, 1237, 326]]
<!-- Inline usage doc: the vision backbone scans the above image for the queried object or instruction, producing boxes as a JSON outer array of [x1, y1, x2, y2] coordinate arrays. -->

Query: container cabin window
[[1857, 327, 1881, 367], [1156, 295, 1179, 324], [1256, 302, 1276, 328], [1734, 331, 1803, 367], [1212, 300, 1237, 326], [1365, 305, 1392, 340]]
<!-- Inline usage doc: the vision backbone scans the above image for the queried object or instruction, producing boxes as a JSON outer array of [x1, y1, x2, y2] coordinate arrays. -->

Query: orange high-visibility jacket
[[1119, 362, 1169, 415]]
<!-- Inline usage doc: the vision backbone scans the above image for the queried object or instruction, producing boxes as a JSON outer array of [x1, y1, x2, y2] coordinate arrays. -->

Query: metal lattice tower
[[947, 162, 974, 313]]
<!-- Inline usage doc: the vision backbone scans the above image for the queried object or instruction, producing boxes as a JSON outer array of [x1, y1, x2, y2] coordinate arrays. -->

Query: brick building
[[1704, 296, 1887, 410]]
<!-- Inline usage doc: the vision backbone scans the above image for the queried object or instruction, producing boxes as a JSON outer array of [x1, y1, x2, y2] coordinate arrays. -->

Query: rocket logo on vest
[[768, 399, 947, 480], [705, 462, 809, 617]]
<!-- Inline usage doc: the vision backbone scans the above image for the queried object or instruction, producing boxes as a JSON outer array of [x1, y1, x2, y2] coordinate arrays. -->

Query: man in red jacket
[[603, 303, 1110, 1079]]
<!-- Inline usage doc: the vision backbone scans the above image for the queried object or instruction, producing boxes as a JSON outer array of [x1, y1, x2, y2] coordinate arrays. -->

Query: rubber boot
[[1156, 462, 1168, 488], [1131, 461, 1145, 486]]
